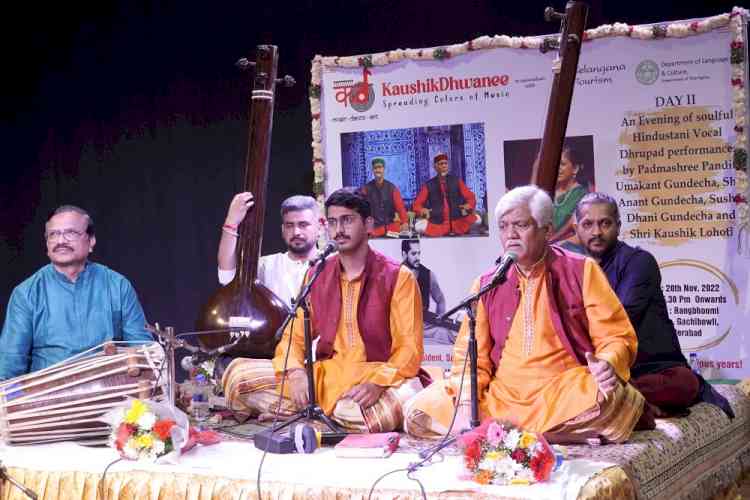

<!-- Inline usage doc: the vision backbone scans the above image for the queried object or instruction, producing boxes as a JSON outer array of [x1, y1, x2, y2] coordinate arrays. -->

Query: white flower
[[493, 456, 518, 479], [123, 440, 139, 460], [613, 23, 630, 36], [515, 468, 535, 481], [503, 428, 521, 449], [472, 36, 492, 49], [631, 26, 652, 39], [152, 439, 165, 456], [372, 53, 389, 66], [137, 412, 156, 431], [494, 35, 512, 48]]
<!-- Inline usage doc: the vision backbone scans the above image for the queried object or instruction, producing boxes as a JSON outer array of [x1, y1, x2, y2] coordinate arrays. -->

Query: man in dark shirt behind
[[574, 192, 732, 418]]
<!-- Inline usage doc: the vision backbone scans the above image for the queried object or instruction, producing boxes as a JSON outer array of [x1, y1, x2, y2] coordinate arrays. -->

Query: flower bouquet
[[458, 418, 556, 486], [101, 398, 220, 463]]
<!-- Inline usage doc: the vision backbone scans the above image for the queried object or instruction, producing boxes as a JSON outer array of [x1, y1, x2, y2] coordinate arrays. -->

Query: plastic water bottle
[[191, 374, 211, 422], [689, 352, 701, 376]]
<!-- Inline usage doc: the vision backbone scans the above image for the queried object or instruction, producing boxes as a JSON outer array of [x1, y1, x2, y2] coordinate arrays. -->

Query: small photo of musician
[[502, 135, 595, 253], [360, 158, 410, 237], [413, 153, 484, 238], [401, 239, 458, 345]]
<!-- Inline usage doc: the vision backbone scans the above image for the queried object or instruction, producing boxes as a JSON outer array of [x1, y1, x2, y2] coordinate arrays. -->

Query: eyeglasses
[[326, 214, 359, 230], [45, 229, 87, 242], [498, 219, 536, 233]]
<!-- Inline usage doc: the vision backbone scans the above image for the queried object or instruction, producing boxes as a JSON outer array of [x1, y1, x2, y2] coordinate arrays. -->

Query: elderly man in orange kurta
[[405, 185, 653, 444], [223, 188, 425, 432]]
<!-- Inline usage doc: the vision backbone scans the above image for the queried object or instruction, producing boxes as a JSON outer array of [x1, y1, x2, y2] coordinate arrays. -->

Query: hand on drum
[[341, 382, 386, 409], [225, 192, 255, 226]]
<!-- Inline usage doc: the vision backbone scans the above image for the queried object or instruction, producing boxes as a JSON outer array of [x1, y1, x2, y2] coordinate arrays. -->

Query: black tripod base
[[253, 404, 348, 453], [269, 403, 343, 434]]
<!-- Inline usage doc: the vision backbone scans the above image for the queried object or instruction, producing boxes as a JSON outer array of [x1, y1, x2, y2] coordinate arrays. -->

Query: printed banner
[[312, 12, 750, 378]]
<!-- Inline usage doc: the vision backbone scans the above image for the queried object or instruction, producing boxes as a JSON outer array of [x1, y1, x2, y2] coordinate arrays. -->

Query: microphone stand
[[418, 272, 508, 458], [262, 256, 343, 436]]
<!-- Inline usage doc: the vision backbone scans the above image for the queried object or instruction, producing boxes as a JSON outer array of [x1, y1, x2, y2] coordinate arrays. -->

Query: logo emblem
[[635, 60, 659, 85], [334, 67, 375, 112]]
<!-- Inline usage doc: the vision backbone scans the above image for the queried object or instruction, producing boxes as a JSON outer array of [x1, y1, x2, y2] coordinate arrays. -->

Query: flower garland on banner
[[308, 8, 750, 250], [458, 418, 558, 485], [730, 8, 750, 255]]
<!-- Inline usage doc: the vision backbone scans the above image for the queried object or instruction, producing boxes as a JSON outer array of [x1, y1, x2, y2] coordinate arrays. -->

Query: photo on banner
[[340, 122, 490, 239], [398, 238, 460, 347], [504, 135, 595, 252]]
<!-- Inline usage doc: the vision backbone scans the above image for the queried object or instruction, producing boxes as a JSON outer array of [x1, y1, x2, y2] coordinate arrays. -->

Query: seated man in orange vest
[[405, 185, 654, 444], [413, 153, 481, 237], [223, 188, 426, 432], [360, 158, 409, 237]]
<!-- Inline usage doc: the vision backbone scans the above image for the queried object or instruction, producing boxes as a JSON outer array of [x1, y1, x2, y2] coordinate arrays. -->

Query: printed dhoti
[[223, 358, 423, 433], [404, 379, 645, 444]]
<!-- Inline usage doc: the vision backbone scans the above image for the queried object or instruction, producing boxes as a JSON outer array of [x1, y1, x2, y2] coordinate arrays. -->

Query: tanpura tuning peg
[[544, 6, 564, 22], [276, 75, 296, 87], [235, 58, 256, 71], [539, 36, 561, 54]]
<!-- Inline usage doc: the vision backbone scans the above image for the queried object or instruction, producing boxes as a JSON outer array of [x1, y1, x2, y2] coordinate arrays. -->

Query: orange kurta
[[272, 265, 423, 415], [444, 257, 637, 433]]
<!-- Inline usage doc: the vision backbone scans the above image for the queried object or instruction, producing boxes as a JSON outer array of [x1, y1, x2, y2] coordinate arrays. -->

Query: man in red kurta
[[413, 153, 480, 237]]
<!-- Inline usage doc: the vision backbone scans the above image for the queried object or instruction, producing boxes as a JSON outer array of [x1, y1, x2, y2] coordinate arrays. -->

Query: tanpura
[[196, 45, 294, 359], [532, 2, 588, 194]]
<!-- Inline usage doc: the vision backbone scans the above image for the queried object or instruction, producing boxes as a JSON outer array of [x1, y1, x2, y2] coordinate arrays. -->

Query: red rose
[[511, 448, 528, 463], [153, 419, 177, 440]]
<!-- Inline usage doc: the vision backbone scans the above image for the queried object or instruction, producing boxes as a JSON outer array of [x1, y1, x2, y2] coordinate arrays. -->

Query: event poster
[[315, 19, 749, 378]]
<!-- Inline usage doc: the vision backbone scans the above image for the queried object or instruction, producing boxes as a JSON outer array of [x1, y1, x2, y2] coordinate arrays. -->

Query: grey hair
[[494, 185, 553, 228], [49, 205, 95, 236], [575, 192, 620, 223], [280, 195, 319, 218]]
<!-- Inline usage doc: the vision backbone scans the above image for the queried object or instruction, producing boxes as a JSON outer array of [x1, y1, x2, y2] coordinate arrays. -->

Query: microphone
[[180, 352, 212, 371], [490, 251, 518, 286], [311, 240, 339, 264], [179, 340, 240, 370]]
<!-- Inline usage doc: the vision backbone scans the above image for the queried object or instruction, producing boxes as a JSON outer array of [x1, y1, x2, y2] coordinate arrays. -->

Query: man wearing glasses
[[405, 185, 654, 444], [0, 205, 151, 380], [223, 188, 425, 432]]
